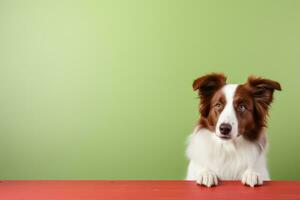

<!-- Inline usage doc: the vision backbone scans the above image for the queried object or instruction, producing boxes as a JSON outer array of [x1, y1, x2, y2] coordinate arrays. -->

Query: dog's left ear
[[247, 76, 281, 112]]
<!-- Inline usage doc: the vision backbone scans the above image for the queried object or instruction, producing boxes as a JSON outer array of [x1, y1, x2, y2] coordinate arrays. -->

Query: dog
[[186, 73, 281, 187]]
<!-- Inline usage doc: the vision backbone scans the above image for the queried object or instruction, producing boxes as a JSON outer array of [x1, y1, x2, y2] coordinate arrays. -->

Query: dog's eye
[[238, 105, 246, 112], [215, 103, 223, 109]]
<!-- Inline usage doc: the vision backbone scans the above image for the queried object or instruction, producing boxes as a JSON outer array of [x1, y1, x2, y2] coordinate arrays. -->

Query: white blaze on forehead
[[216, 84, 239, 137], [223, 84, 238, 108]]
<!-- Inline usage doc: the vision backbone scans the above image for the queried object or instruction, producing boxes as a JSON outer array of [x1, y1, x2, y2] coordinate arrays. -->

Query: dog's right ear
[[193, 73, 227, 97], [193, 73, 227, 117]]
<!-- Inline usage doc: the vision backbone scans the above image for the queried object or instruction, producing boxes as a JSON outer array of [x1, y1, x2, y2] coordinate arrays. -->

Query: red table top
[[0, 180, 299, 200]]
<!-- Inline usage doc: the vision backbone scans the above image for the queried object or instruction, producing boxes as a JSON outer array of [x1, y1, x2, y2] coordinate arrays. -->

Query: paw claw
[[241, 170, 263, 187], [196, 170, 218, 187]]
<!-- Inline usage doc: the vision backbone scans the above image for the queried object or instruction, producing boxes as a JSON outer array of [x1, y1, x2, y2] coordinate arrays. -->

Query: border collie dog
[[186, 73, 281, 187]]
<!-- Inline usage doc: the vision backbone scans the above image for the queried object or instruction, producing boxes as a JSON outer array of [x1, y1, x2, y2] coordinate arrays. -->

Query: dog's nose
[[219, 123, 232, 135]]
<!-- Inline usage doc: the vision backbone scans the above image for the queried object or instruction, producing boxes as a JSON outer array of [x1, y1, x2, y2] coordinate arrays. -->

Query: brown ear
[[193, 73, 227, 94], [247, 76, 281, 124], [247, 76, 281, 105], [193, 73, 226, 117]]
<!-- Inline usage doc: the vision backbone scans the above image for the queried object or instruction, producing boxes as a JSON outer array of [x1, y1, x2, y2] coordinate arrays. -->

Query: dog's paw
[[196, 170, 218, 187], [241, 169, 263, 187]]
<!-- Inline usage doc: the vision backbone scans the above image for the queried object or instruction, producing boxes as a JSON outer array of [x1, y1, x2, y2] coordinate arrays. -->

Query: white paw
[[241, 170, 263, 187], [196, 170, 218, 187]]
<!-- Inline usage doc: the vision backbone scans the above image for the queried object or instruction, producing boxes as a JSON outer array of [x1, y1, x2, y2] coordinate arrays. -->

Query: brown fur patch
[[200, 89, 227, 132], [233, 76, 281, 141], [192, 73, 226, 131]]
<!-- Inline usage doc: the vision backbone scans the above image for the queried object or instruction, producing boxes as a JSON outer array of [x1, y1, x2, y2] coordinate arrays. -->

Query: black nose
[[219, 123, 232, 135]]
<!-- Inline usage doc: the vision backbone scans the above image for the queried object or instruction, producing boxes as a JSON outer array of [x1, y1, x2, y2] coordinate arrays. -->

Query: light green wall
[[0, 0, 299, 180]]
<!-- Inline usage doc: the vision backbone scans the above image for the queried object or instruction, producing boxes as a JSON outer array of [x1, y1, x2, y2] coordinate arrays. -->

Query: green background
[[0, 0, 299, 180]]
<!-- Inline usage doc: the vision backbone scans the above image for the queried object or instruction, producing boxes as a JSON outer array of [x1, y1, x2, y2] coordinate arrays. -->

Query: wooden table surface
[[0, 180, 299, 200]]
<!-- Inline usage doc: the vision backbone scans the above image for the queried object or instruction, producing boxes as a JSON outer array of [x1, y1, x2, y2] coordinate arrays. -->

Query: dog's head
[[193, 73, 281, 141]]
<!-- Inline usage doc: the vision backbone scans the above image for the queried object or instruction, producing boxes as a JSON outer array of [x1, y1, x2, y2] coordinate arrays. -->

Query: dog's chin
[[219, 136, 231, 140], [215, 133, 232, 141]]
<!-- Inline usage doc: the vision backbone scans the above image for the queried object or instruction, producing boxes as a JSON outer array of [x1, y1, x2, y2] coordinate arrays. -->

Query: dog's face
[[193, 73, 281, 141]]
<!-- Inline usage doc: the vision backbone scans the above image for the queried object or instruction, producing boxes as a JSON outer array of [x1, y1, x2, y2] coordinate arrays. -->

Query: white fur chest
[[186, 128, 269, 180]]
